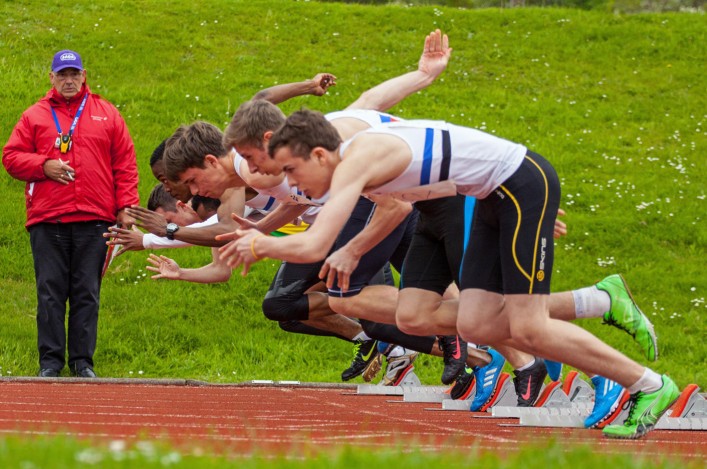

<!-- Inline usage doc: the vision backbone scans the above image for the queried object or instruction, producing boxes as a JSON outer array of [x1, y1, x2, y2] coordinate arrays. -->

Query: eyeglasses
[[54, 71, 83, 81]]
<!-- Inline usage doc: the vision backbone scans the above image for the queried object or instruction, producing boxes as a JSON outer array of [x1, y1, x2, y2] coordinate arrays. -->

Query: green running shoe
[[597, 274, 658, 361], [602, 374, 680, 439]]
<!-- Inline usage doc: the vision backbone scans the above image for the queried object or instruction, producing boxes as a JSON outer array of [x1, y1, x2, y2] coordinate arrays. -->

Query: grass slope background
[[0, 1, 704, 388]]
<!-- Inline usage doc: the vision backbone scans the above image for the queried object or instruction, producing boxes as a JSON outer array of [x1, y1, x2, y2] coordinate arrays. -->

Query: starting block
[[356, 367, 423, 396], [655, 384, 707, 431], [403, 386, 450, 403], [668, 384, 707, 419], [519, 405, 591, 428], [562, 371, 595, 404], [439, 377, 477, 410], [493, 380, 576, 418]]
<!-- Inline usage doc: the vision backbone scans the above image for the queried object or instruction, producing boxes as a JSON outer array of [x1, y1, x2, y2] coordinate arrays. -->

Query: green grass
[[0, 0, 705, 463], [1, 0, 704, 385], [0, 435, 703, 469]]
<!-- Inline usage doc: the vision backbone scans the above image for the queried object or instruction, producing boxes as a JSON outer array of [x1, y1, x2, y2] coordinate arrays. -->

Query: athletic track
[[1, 378, 705, 461]]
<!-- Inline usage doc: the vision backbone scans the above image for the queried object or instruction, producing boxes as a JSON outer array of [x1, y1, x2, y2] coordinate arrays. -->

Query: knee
[[395, 310, 430, 336], [262, 296, 308, 322], [328, 296, 358, 318], [457, 320, 497, 345], [278, 320, 301, 333], [508, 321, 545, 354]]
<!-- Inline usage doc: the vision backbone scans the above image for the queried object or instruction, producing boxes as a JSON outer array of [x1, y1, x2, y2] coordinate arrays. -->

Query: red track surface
[[1, 380, 705, 460]]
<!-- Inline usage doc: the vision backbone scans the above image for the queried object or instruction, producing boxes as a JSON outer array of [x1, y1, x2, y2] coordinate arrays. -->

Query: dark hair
[[191, 195, 221, 214], [147, 184, 177, 212], [149, 139, 168, 166], [163, 121, 228, 182], [268, 109, 341, 160], [223, 100, 286, 150]]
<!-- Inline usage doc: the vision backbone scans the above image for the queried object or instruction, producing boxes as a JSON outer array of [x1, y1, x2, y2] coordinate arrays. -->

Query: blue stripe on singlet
[[420, 128, 434, 185], [459, 196, 477, 279], [379, 115, 392, 123], [263, 196, 275, 212]]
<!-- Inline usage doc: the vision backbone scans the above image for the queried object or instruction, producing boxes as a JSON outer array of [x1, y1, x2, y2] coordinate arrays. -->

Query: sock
[[515, 357, 537, 372], [386, 346, 405, 358], [627, 368, 663, 394], [573, 285, 611, 319], [353, 332, 370, 342]]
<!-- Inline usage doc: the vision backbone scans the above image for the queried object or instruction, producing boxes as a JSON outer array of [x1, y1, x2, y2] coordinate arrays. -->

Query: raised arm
[[346, 29, 451, 111], [251, 73, 337, 105]]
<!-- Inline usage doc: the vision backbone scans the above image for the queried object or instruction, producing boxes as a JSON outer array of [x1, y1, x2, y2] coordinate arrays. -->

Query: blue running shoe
[[585, 375, 629, 429], [544, 359, 563, 382], [470, 348, 506, 411], [377, 341, 392, 354]]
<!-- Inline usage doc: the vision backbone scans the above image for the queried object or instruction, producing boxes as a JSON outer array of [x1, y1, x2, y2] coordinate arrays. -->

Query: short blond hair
[[223, 100, 286, 150]]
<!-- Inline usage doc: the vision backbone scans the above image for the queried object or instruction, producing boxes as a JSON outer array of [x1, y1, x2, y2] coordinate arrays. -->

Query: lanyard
[[50, 92, 89, 137]]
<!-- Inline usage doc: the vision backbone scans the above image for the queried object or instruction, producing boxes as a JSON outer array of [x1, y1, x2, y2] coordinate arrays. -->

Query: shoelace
[[604, 314, 638, 338], [438, 336, 457, 364], [351, 342, 362, 360], [621, 392, 642, 426]]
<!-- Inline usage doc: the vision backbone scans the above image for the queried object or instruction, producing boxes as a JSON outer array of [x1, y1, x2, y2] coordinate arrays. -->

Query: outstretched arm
[[125, 187, 246, 247], [346, 29, 451, 111], [251, 73, 336, 105], [146, 249, 232, 283]]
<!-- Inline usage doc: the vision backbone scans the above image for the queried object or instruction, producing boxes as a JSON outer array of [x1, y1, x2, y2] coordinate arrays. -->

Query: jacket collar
[[48, 83, 90, 106]]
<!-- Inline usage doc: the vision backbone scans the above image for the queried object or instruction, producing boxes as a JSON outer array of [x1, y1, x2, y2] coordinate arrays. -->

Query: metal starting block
[[667, 384, 707, 419], [562, 371, 595, 404], [519, 404, 593, 428], [439, 379, 476, 410], [655, 384, 707, 431], [493, 380, 574, 418], [356, 368, 423, 396], [442, 399, 473, 411], [403, 386, 451, 403], [521, 383, 707, 431]]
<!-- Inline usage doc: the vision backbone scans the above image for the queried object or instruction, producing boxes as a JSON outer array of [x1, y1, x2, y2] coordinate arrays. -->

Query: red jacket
[[3, 84, 139, 228]]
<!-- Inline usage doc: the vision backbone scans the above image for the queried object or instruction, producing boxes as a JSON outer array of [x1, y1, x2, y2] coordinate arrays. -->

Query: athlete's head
[[223, 100, 286, 176], [191, 194, 221, 220], [268, 109, 342, 199], [163, 121, 231, 199], [149, 139, 192, 203], [146, 184, 201, 226]]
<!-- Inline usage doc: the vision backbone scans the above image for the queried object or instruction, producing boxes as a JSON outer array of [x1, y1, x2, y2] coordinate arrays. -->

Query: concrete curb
[[0, 376, 358, 390]]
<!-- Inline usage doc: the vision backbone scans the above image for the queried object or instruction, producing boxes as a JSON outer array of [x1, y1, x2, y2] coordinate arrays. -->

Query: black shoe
[[513, 358, 547, 407], [341, 339, 379, 381], [438, 335, 468, 385], [38, 368, 60, 377], [449, 367, 475, 400], [72, 367, 97, 378]]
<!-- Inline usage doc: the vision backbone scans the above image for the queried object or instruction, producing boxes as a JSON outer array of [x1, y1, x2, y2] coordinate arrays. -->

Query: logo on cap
[[52, 49, 83, 72]]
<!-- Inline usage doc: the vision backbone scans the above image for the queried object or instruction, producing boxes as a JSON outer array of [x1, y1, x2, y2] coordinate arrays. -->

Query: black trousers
[[28, 221, 110, 372]]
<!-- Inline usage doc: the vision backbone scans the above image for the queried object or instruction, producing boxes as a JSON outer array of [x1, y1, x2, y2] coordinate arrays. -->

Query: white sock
[[627, 368, 663, 394], [386, 346, 405, 358], [466, 342, 478, 349], [573, 286, 611, 319], [353, 332, 370, 342], [515, 358, 537, 372]]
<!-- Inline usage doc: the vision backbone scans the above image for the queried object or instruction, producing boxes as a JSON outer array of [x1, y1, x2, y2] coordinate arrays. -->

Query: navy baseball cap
[[52, 50, 83, 72]]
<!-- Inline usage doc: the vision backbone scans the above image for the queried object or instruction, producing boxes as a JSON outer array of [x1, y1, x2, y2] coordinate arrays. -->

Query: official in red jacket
[[2, 49, 139, 378]]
